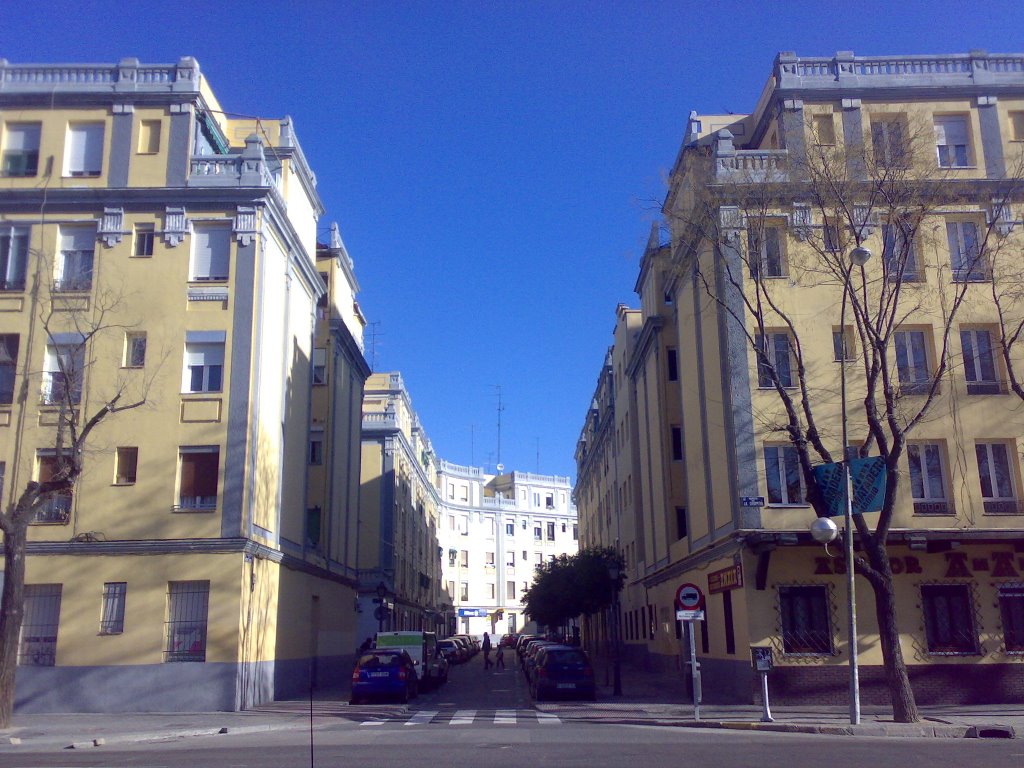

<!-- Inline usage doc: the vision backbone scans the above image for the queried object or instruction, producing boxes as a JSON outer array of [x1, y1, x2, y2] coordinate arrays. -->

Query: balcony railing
[[0, 278, 26, 291], [175, 495, 217, 512], [913, 500, 954, 516], [983, 499, 1024, 515]]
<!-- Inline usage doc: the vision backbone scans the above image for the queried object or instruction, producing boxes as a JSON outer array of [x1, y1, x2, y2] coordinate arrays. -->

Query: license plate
[[369, 672, 389, 678], [557, 683, 575, 689]]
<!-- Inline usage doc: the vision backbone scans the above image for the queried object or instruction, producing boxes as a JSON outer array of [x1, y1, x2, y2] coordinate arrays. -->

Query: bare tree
[[0, 265, 155, 728], [665, 113, 1024, 722]]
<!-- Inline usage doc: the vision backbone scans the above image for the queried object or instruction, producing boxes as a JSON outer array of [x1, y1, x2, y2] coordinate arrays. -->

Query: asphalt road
[[2, 655, 1022, 767]]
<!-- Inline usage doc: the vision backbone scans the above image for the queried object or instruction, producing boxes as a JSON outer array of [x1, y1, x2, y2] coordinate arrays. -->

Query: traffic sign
[[675, 582, 704, 610], [676, 609, 705, 621]]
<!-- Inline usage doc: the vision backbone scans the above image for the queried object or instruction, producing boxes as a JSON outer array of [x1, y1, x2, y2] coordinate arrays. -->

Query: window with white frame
[[894, 329, 932, 394], [124, 332, 147, 368], [133, 223, 155, 257], [946, 220, 986, 281], [546, 522, 555, 541], [870, 116, 908, 168], [907, 442, 950, 515], [921, 583, 977, 654], [507, 581, 516, 599], [534, 526, 542, 540], [485, 551, 495, 566], [100, 582, 127, 634], [0, 334, 18, 405], [487, 583, 495, 599], [18, 584, 62, 666], [882, 221, 921, 281], [976, 441, 1019, 513], [64, 122, 104, 177], [934, 115, 971, 168], [189, 224, 231, 281], [0, 224, 29, 291], [505, 522, 514, 536], [56, 226, 95, 291], [747, 225, 785, 278], [115, 446, 138, 485], [960, 328, 1001, 394], [779, 585, 832, 655], [459, 582, 469, 601], [177, 446, 219, 510], [459, 549, 468, 568], [312, 348, 327, 385], [756, 332, 795, 388], [506, 550, 515, 567], [2, 122, 41, 176], [33, 452, 72, 523], [182, 332, 225, 393], [764, 444, 804, 505], [164, 580, 209, 662], [43, 335, 84, 405]]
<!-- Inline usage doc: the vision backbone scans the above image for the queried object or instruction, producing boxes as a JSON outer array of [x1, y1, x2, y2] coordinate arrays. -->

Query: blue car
[[350, 650, 419, 704]]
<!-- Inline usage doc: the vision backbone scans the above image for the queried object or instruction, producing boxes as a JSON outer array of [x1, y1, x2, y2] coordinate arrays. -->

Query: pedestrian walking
[[482, 632, 492, 669], [495, 643, 505, 670]]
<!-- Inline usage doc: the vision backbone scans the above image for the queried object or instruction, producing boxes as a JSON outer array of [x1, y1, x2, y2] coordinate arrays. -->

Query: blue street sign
[[812, 456, 887, 517], [457, 608, 488, 618]]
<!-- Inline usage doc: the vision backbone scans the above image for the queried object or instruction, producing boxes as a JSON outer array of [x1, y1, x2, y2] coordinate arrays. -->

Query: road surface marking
[[494, 709, 517, 724], [450, 709, 476, 725], [405, 709, 438, 726]]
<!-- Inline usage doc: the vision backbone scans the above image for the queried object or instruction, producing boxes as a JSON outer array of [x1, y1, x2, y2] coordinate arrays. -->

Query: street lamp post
[[608, 562, 622, 696], [839, 245, 871, 726], [376, 581, 388, 633]]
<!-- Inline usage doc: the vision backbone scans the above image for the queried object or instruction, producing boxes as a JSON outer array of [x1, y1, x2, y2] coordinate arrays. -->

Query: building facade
[[0, 58, 368, 712], [578, 50, 1024, 705], [437, 460, 578, 638]]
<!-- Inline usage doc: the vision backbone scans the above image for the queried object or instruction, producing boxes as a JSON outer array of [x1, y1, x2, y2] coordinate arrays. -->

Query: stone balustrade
[[0, 57, 199, 93]]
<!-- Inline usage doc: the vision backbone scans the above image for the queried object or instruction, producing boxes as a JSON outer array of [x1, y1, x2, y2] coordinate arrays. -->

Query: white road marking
[[405, 710, 438, 726], [494, 709, 517, 724], [536, 711, 560, 724], [450, 709, 476, 725]]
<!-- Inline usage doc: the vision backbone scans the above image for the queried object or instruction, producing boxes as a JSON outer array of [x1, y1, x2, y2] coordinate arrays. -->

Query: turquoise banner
[[812, 456, 887, 516]]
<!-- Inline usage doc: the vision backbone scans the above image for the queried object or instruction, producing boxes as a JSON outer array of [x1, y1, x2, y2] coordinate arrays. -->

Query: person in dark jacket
[[482, 632, 492, 669]]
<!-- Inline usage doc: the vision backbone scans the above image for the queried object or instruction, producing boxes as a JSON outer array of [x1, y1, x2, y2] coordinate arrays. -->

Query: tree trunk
[[0, 522, 28, 729], [865, 542, 920, 723]]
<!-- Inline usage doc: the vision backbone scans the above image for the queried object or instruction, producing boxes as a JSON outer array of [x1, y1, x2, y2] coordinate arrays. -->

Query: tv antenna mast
[[494, 384, 505, 473]]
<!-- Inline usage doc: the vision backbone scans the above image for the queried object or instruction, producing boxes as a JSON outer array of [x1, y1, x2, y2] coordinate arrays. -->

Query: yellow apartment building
[[578, 50, 1024, 705], [359, 372, 448, 639], [0, 58, 369, 712]]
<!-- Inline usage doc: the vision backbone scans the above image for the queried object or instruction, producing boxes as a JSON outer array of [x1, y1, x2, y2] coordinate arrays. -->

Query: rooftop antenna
[[470, 423, 476, 467], [535, 437, 540, 473], [494, 385, 505, 473], [367, 321, 382, 371]]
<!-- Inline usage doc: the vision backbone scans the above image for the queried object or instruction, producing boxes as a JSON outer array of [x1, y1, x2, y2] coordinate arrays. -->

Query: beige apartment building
[[0, 58, 369, 712], [578, 50, 1024, 705]]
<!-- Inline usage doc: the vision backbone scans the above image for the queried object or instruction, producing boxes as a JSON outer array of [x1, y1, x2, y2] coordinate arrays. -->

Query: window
[[177, 447, 219, 510], [976, 442, 1019, 514], [485, 551, 495, 566], [137, 120, 161, 154], [764, 445, 804, 505], [459, 550, 468, 568], [946, 220, 986, 281], [460, 582, 469, 601], [921, 583, 977, 654], [459, 516, 468, 535], [670, 425, 683, 461], [934, 116, 970, 168], [0, 224, 29, 290], [545, 494, 554, 509], [18, 584, 62, 666], [961, 328, 1001, 394], [535, 551, 543, 564], [56, 226, 95, 291], [908, 443, 950, 515], [507, 581, 516, 599], [1011, 112, 1024, 142], [124, 332, 147, 368], [312, 348, 327, 385], [812, 114, 836, 145], [823, 218, 841, 252], [572, 524, 578, 541], [894, 329, 931, 394], [882, 222, 921, 281], [2, 122, 40, 177], [675, 506, 688, 540], [667, 348, 678, 381], [832, 327, 855, 362], [190, 224, 231, 281], [546, 522, 555, 541], [756, 332, 795, 388], [164, 580, 209, 662], [0, 334, 18, 404], [308, 438, 323, 465], [33, 453, 73, 523], [870, 117, 908, 168], [304, 506, 322, 550], [133, 224, 155, 257], [534, 526, 542, 540], [747, 225, 784, 278], [779, 585, 832, 654], [100, 582, 127, 634], [505, 522, 514, 536], [506, 550, 515, 567], [182, 332, 225, 393], [64, 122, 104, 176], [115, 447, 138, 485], [487, 583, 495, 599], [999, 585, 1024, 653], [43, 338, 84, 405]]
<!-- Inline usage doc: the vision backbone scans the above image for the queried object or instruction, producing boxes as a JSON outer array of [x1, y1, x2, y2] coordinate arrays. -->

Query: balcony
[[175, 495, 217, 512], [188, 135, 278, 191]]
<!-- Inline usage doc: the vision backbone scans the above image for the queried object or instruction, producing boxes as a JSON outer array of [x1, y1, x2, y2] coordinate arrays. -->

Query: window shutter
[[60, 227, 95, 252], [935, 116, 967, 146], [5, 124, 40, 151], [192, 226, 230, 279], [68, 124, 104, 173]]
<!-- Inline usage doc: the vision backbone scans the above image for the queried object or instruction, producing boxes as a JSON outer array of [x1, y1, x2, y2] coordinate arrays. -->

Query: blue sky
[[5, 1, 1023, 480]]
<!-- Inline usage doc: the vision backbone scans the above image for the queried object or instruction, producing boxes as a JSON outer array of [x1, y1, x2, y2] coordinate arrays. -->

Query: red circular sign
[[675, 583, 704, 609]]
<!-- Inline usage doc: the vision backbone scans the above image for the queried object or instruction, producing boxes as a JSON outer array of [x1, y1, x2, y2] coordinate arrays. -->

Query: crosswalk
[[358, 709, 561, 727]]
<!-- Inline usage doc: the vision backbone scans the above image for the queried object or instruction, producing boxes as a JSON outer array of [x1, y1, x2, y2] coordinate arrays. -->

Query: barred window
[[999, 585, 1024, 653], [19, 584, 62, 666], [100, 582, 127, 634], [779, 585, 832, 655], [164, 580, 209, 662], [922, 583, 977, 654]]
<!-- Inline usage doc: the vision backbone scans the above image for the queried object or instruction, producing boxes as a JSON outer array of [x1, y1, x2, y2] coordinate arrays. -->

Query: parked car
[[500, 633, 519, 648], [374, 631, 447, 688], [522, 640, 558, 681], [450, 636, 473, 659], [454, 634, 479, 656], [438, 638, 464, 664], [530, 645, 596, 701], [350, 650, 419, 704], [515, 634, 540, 659]]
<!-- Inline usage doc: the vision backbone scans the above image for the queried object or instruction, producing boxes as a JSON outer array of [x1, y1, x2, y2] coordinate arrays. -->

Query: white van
[[374, 631, 448, 688]]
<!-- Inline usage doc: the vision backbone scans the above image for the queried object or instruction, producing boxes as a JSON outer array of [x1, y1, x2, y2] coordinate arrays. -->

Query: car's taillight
[[398, 667, 407, 680], [352, 668, 361, 682]]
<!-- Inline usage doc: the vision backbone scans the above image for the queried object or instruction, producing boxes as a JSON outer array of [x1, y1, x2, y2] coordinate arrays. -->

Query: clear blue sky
[[5, 1, 1023, 480]]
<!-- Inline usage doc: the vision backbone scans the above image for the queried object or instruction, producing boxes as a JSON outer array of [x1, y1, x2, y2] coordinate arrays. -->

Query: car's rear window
[[547, 650, 587, 665], [359, 652, 403, 667]]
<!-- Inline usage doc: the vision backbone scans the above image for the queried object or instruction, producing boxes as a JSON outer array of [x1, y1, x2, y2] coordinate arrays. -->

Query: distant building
[[437, 461, 578, 637]]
